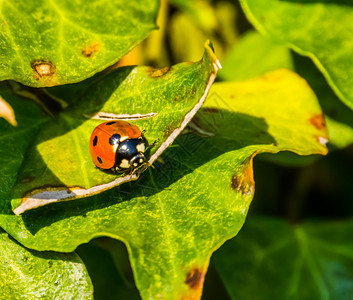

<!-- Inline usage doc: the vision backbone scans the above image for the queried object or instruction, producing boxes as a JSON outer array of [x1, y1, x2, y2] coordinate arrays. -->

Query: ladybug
[[89, 120, 152, 173]]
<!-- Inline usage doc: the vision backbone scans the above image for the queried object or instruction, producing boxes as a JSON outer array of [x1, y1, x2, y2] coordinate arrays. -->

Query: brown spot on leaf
[[185, 268, 205, 290], [309, 114, 326, 130], [82, 42, 100, 58], [147, 66, 171, 78], [163, 124, 175, 138], [31, 60, 55, 78], [230, 154, 256, 195]]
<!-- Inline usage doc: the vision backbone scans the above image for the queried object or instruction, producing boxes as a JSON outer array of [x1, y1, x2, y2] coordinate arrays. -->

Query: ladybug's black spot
[[106, 121, 116, 125], [97, 156, 103, 164], [109, 133, 121, 145], [93, 136, 98, 146]]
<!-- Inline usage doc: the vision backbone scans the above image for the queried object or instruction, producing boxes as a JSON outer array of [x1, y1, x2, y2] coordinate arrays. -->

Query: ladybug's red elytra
[[89, 120, 152, 173]]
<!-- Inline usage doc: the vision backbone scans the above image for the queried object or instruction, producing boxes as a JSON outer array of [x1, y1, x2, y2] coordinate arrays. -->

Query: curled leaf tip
[[0, 97, 17, 126], [204, 40, 222, 71], [85, 112, 157, 121], [230, 153, 256, 196], [13, 174, 139, 215]]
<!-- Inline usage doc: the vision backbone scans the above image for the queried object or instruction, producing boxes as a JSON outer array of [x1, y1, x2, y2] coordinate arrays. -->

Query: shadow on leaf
[[20, 109, 275, 235], [0, 68, 133, 215]]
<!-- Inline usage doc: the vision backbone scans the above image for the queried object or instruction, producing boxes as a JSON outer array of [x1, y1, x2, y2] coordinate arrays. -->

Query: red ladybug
[[89, 120, 150, 173]]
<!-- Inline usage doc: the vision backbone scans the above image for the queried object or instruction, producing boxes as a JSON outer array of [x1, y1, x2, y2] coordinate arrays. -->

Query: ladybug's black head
[[129, 152, 147, 169], [115, 137, 148, 172]]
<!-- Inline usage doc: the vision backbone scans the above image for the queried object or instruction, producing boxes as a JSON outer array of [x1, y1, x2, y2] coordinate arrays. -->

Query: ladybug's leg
[[141, 132, 158, 149], [113, 165, 126, 174], [148, 139, 158, 148], [145, 161, 155, 169], [130, 163, 145, 176], [130, 167, 138, 176]]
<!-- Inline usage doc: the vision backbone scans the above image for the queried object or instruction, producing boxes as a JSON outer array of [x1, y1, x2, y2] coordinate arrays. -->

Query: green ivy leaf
[[240, 0, 353, 110], [219, 31, 293, 82], [168, 1, 238, 63], [214, 217, 353, 299], [8, 42, 219, 214], [219, 30, 353, 151], [0, 69, 327, 299], [169, 0, 217, 33], [0, 229, 92, 298], [0, 0, 159, 87]]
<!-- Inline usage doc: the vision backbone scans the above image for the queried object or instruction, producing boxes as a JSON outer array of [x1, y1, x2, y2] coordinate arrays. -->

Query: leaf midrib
[[294, 227, 330, 300]]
